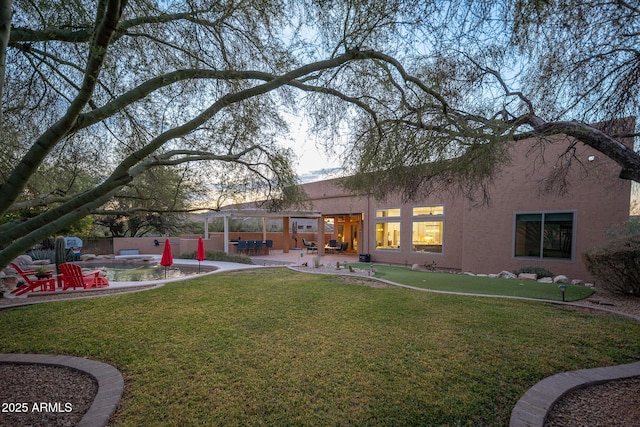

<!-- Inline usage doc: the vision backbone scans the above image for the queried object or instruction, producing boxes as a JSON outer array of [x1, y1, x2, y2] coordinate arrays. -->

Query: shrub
[[180, 250, 253, 265], [582, 235, 640, 296], [27, 249, 55, 262], [513, 266, 554, 278]]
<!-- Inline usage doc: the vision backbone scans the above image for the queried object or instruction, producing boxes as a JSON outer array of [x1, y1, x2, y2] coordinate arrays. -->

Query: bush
[[180, 250, 253, 265], [27, 249, 55, 262], [513, 266, 554, 278], [583, 235, 640, 296]]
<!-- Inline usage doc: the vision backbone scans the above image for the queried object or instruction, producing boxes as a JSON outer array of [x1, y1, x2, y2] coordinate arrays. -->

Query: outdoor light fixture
[[558, 284, 567, 302]]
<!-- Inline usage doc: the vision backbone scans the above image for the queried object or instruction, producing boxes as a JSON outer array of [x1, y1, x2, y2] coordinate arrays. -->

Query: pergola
[[203, 208, 324, 254]]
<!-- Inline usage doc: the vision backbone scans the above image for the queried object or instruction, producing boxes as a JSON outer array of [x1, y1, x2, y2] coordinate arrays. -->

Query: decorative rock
[[488, 274, 498, 278], [411, 264, 420, 270], [12, 255, 33, 267], [585, 283, 595, 288], [553, 275, 569, 284], [0, 275, 19, 292], [571, 279, 585, 286], [80, 254, 97, 261], [537, 277, 553, 283], [476, 274, 488, 277], [518, 273, 538, 281], [498, 271, 517, 279], [464, 272, 475, 276]]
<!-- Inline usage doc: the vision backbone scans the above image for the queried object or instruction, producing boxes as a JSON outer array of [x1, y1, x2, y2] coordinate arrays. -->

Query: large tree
[[2, 0, 640, 269], [341, 0, 640, 200]]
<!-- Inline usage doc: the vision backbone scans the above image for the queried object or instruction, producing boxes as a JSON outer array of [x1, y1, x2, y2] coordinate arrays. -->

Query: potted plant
[[34, 265, 52, 279]]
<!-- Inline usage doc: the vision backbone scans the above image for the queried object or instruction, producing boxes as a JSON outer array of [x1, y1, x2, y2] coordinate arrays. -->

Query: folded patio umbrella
[[196, 236, 205, 273], [160, 239, 173, 279]]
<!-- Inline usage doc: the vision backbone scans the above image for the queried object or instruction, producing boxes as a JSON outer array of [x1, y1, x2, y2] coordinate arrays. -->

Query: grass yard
[[1, 268, 639, 426], [355, 263, 594, 301]]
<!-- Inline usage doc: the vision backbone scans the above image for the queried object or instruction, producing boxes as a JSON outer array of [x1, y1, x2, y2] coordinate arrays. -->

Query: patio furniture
[[9, 263, 56, 296], [265, 240, 273, 254], [237, 240, 247, 255], [325, 239, 338, 253], [303, 238, 317, 252], [246, 239, 256, 255], [58, 263, 109, 290], [335, 242, 349, 254], [254, 240, 263, 255]]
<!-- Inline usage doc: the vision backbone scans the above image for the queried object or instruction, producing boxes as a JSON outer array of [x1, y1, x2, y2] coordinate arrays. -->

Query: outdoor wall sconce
[[558, 284, 567, 302]]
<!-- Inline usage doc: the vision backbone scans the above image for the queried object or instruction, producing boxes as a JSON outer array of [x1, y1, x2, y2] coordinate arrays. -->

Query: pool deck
[[4, 250, 360, 294]]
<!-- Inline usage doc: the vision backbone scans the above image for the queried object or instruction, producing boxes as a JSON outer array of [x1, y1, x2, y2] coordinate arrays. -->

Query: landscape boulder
[[498, 270, 517, 279], [553, 275, 569, 284], [518, 273, 538, 281]]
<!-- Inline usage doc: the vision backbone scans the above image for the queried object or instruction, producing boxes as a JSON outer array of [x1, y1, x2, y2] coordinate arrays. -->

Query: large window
[[412, 221, 443, 253], [412, 205, 444, 253], [375, 222, 401, 250], [514, 212, 574, 259]]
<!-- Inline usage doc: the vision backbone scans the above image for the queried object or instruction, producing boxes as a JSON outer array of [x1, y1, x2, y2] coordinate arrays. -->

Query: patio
[[250, 248, 359, 266]]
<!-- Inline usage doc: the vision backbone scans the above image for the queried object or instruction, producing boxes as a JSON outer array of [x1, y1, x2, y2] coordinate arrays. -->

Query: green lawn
[[1, 269, 638, 426], [354, 263, 594, 301]]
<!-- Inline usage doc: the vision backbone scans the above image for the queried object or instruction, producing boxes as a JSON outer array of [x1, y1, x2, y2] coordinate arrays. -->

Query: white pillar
[[204, 216, 209, 240]]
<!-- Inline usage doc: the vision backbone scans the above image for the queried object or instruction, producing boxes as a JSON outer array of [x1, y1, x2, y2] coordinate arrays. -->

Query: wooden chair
[[58, 263, 109, 290], [9, 263, 56, 296]]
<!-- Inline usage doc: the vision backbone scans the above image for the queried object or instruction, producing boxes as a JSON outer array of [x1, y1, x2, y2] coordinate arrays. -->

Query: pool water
[[89, 263, 210, 281]]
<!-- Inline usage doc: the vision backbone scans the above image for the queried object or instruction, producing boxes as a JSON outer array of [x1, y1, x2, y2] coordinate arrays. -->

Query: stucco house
[[301, 138, 631, 280], [159, 121, 633, 282]]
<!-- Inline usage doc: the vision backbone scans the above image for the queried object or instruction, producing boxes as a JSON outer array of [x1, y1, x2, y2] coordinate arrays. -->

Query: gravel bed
[[545, 376, 640, 426], [1, 278, 639, 425], [0, 364, 97, 426]]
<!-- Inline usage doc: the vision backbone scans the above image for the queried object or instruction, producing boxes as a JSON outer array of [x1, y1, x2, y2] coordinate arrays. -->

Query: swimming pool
[[82, 262, 214, 282]]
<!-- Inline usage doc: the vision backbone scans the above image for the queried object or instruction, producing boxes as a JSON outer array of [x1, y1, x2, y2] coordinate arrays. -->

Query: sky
[[280, 113, 345, 183]]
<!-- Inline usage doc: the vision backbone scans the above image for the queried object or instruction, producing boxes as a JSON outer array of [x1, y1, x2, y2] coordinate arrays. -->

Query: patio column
[[262, 217, 267, 242], [318, 216, 325, 255], [283, 216, 290, 253], [204, 216, 209, 240], [223, 215, 229, 255]]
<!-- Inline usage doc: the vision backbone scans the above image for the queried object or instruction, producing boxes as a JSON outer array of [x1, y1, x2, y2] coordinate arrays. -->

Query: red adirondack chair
[[10, 263, 56, 296], [58, 263, 109, 290]]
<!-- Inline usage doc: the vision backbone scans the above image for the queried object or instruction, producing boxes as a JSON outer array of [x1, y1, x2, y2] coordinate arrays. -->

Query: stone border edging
[[0, 353, 123, 427], [509, 361, 640, 427]]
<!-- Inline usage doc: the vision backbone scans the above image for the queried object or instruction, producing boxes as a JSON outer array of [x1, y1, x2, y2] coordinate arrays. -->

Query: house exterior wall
[[298, 132, 632, 281], [459, 138, 631, 280]]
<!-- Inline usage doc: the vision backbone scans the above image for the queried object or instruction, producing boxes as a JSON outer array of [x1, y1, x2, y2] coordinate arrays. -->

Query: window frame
[[513, 210, 576, 261], [411, 220, 444, 254], [374, 220, 401, 251], [412, 205, 444, 216], [411, 204, 445, 255], [375, 208, 401, 218]]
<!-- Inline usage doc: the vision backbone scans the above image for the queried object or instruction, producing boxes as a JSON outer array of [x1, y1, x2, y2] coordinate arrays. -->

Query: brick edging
[[509, 361, 640, 426], [0, 353, 123, 427]]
